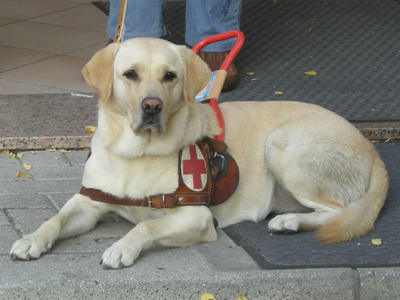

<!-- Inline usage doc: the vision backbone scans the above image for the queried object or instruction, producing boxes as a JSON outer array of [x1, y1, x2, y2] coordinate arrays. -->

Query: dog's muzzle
[[133, 97, 164, 135]]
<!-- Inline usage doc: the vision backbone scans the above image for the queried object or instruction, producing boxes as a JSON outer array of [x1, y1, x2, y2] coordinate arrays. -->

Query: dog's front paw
[[100, 240, 141, 270], [10, 235, 53, 261], [268, 214, 299, 234]]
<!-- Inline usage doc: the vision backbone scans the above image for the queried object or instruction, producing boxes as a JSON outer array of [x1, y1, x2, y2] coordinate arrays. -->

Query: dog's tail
[[317, 154, 388, 243]]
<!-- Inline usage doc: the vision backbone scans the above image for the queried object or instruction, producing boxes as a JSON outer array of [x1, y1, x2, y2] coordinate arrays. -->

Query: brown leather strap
[[204, 136, 228, 153], [80, 186, 210, 208]]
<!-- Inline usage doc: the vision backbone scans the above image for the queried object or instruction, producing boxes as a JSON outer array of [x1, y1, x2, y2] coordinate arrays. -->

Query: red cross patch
[[181, 144, 208, 191]]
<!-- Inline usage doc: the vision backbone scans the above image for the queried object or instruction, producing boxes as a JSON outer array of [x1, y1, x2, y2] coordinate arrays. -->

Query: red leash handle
[[192, 30, 245, 71], [192, 31, 245, 141], [208, 98, 224, 141]]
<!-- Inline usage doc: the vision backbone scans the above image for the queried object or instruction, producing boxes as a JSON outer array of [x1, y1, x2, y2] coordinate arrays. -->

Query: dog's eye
[[123, 70, 138, 80], [164, 71, 176, 82]]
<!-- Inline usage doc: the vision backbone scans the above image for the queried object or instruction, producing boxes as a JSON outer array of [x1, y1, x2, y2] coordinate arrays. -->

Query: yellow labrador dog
[[10, 38, 388, 269]]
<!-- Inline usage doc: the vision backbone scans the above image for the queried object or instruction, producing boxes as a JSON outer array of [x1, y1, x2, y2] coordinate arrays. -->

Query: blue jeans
[[107, 0, 241, 52]]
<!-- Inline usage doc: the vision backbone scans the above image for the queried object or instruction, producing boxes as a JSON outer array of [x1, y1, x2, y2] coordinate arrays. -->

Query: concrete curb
[[2, 253, 400, 300]]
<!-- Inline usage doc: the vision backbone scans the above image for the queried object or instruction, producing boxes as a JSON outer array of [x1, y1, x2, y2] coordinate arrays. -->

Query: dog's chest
[[82, 151, 180, 199]]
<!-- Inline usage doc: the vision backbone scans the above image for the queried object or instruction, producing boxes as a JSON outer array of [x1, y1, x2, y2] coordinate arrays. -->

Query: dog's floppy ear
[[82, 43, 121, 103], [181, 46, 212, 104]]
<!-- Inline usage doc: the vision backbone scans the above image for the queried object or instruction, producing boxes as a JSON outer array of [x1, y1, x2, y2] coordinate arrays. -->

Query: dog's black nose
[[141, 98, 163, 115]]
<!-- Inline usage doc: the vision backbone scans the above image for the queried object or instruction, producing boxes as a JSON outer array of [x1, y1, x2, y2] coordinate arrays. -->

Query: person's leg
[[185, 0, 242, 91], [107, 0, 166, 41], [185, 0, 241, 51]]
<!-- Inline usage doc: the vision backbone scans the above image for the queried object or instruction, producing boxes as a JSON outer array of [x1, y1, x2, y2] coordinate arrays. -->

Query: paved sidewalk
[[1, 150, 399, 299]]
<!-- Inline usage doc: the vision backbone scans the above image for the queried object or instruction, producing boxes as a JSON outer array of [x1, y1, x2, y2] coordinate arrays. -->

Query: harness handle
[[192, 31, 245, 141]]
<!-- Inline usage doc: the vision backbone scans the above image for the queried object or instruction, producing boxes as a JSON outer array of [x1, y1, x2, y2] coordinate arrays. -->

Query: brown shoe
[[198, 51, 238, 92]]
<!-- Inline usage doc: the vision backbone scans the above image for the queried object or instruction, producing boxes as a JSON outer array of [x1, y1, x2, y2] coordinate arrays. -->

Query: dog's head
[[82, 38, 211, 136]]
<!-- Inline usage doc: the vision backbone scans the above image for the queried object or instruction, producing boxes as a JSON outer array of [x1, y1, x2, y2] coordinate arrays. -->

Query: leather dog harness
[[80, 138, 239, 208]]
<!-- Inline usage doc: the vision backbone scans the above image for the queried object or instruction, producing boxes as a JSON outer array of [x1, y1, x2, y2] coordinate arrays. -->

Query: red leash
[[192, 31, 245, 142]]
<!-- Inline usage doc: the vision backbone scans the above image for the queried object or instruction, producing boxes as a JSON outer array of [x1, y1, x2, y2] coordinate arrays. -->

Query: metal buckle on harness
[[147, 197, 155, 210], [147, 195, 166, 209], [210, 152, 225, 179]]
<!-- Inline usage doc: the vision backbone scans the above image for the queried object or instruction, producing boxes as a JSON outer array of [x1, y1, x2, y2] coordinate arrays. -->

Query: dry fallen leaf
[[0, 150, 10, 154], [46, 148, 56, 152], [86, 126, 97, 133], [201, 293, 216, 300], [304, 70, 318, 76], [17, 153, 23, 158], [9, 153, 16, 159], [16, 171, 33, 179], [251, 78, 258, 81], [237, 296, 248, 300], [59, 149, 71, 153], [384, 137, 393, 143], [275, 91, 284, 95], [371, 239, 382, 245], [246, 72, 255, 76], [22, 164, 31, 170]]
